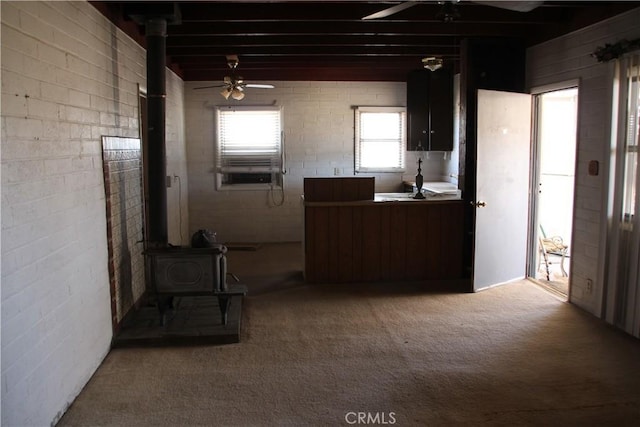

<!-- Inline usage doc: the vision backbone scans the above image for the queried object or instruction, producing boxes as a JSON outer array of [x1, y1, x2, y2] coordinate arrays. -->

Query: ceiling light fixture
[[436, 1, 461, 23], [220, 86, 246, 100], [194, 55, 275, 100], [231, 87, 245, 100], [422, 57, 443, 72]]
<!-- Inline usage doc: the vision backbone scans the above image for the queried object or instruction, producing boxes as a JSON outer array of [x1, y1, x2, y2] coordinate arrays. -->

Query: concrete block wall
[[527, 7, 640, 315], [186, 81, 447, 243], [1, 1, 188, 425]]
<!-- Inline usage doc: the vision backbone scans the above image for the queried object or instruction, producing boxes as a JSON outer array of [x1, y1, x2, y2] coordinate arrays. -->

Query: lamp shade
[[221, 87, 232, 99], [231, 87, 245, 100]]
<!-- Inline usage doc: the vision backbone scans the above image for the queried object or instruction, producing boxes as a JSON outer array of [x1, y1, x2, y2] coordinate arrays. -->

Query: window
[[605, 54, 640, 337], [355, 107, 406, 173], [216, 106, 283, 190], [622, 72, 639, 221]]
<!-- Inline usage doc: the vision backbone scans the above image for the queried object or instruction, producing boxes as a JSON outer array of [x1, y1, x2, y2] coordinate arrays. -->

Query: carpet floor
[[58, 243, 640, 426]]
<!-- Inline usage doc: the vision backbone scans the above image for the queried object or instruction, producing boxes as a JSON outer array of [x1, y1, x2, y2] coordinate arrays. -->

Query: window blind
[[355, 107, 406, 172], [622, 73, 639, 220], [217, 107, 282, 173]]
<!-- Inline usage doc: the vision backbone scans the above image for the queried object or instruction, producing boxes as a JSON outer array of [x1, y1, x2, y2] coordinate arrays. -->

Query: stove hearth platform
[[113, 295, 244, 347]]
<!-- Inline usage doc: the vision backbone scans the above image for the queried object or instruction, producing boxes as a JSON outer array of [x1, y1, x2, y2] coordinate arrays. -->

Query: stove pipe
[[145, 18, 168, 247]]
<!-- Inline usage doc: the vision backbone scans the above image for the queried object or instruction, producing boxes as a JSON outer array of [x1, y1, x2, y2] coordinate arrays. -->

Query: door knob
[[470, 201, 486, 208]]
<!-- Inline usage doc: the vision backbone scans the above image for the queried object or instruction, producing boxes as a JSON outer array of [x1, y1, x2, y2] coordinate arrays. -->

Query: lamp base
[[413, 192, 425, 199]]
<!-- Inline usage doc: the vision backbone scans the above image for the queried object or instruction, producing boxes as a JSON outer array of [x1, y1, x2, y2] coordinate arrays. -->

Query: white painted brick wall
[[1, 1, 187, 425], [186, 80, 449, 243], [527, 7, 640, 315]]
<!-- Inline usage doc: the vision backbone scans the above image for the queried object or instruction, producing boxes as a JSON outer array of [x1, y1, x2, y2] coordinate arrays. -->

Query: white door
[[474, 89, 532, 291]]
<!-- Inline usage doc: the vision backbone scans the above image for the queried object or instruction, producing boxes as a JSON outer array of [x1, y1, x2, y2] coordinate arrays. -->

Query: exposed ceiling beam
[[91, 1, 640, 82]]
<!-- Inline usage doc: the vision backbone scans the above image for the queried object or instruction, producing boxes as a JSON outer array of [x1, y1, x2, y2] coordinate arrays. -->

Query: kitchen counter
[[303, 196, 465, 285], [374, 191, 461, 202], [302, 191, 461, 206]]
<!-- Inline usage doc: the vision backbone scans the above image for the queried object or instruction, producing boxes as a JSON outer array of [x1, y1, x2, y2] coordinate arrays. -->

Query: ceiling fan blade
[[471, 1, 543, 12], [194, 84, 226, 90], [245, 84, 275, 89], [362, 1, 417, 20]]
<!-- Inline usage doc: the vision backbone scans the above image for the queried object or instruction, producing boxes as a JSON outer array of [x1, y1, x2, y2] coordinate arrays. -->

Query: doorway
[[529, 86, 578, 297]]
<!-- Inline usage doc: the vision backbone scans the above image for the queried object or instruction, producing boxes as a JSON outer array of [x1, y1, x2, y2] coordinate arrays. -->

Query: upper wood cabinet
[[406, 68, 454, 151]]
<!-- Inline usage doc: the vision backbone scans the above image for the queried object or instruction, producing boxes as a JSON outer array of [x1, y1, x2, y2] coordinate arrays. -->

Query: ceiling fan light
[[231, 87, 245, 100], [220, 87, 232, 99], [422, 57, 443, 72]]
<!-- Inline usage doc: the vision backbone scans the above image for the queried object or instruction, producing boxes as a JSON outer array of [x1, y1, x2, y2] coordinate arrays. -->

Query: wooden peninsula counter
[[303, 178, 464, 286]]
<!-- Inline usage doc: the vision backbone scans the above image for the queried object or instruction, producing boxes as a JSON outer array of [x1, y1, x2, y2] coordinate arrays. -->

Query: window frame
[[215, 105, 284, 191], [622, 74, 639, 222], [354, 106, 407, 173]]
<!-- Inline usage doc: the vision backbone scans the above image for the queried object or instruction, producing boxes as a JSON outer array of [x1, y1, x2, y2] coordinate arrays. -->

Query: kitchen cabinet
[[407, 68, 454, 151], [304, 199, 465, 286]]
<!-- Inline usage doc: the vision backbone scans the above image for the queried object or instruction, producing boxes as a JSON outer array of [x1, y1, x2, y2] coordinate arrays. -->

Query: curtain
[[606, 53, 640, 337]]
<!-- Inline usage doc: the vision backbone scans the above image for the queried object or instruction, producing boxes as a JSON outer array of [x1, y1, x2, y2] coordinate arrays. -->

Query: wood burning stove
[[145, 245, 247, 325]]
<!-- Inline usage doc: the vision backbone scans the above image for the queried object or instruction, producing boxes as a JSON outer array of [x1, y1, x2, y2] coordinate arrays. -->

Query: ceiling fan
[[362, 0, 543, 20], [194, 55, 275, 100]]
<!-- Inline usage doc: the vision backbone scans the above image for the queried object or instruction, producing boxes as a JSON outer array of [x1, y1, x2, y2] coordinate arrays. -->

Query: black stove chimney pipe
[[145, 18, 168, 247]]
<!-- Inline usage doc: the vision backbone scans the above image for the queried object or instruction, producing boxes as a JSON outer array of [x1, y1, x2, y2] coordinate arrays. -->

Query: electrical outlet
[[334, 167, 340, 176], [586, 279, 593, 294]]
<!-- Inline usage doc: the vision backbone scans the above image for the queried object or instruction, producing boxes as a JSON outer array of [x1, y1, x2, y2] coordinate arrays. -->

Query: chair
[[538, 225, 569, 280]]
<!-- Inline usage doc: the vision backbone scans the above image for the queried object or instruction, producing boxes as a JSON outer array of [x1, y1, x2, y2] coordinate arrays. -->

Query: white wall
[[166, 71, 190, 245], [527, 7, 640, 315], [443, 73, 460, 185], [186, 80, 448, 243], [0, 1, 188, 425]]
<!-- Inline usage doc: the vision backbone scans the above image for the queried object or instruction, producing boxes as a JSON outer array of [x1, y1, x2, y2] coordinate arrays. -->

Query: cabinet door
[[407, 69, 454, 151], [428, 69, 454, 151], [407, 70, 430, 151]]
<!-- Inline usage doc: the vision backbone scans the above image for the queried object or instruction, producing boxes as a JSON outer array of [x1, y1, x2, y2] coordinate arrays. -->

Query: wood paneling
[[303, 177, 375, 202], [304, 201, 464, 285]]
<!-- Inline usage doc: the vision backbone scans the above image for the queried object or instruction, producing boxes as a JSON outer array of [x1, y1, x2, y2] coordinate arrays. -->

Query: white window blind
[[622, 73, 639, 220], [355, 107, 406, 172], [216, 107, 282, 173]]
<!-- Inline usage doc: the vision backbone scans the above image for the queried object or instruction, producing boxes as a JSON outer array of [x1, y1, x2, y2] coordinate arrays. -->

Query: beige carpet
[[59, 244, 640, 426]]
